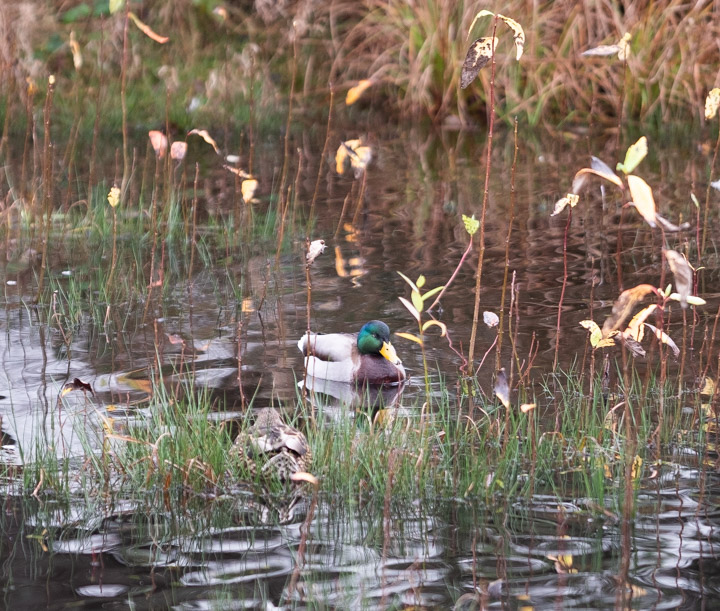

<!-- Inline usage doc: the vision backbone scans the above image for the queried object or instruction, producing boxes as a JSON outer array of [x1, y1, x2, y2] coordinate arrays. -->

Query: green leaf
[[616, 136, 647, 175], [462, 214, 479, 236], [109, 0, 124, 14], [411, 290, 423, 314], [61, 4, 92, 23], [421, 285, 444, 301]]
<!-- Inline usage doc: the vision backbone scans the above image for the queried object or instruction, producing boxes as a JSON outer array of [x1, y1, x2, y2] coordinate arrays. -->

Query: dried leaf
[[148, 130, 168, 158], [69, 31, 82, 70], [241, 178, 258, 203], [601, 284, 657, 337], [61, 378, 95, 397], [396, 331, 423, 346], [520, 403, 536, 413], [223, 165, 251, 179], [614, 333, 646, 358], [346, 79, 373, 105], [627, 174, 657, 228], [571, 157, 623, 193], [494, 368, 510, 409], [580, 320, 603, 347], [582, 33, 631, 60], [654, 213, 690, 232], [625, 304, 657, 341], [551, 193, 579, 216], [290, 471, 319, 486], [335, 139, 362, 174], [170, 141, 187, 161], [616, 33, 632, 60], [350, 145, 372, 177], [187, 129, 220, 154], [483, 311, 499, 328], [705, 88, 720, 120], [460, 37, 497, 89], [664, 250, 693, 308], [644, 323, 680, 357], [497, 14, 525, 61], [616, 136, 647, 175], [306, 239, 326, 265], [107, 186, 121, 208], [399, 296, 420, 322], [128, 11, 169, 44], [463, 214, 480, 236], [466, 9, 496, 38]]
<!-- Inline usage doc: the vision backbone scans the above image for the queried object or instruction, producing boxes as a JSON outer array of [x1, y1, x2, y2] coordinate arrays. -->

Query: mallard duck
[[231, 408, 311, 481], [298, 320, 406, 385]]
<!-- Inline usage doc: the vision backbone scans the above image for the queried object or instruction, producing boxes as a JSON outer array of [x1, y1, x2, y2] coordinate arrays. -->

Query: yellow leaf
[[416, 275, 426, 288], [397, 271, 419, 293], [616, 136, 647, 175], [520, 403, 536, 413], [128, 11, 169, 44], [571, 157, 624, 193], [107, 186, 121, 208], [497, 14, 525, 61], [395, 331, 423, 346], [69, 31, 83, 70], [705, 88, 720, 119], [601, 284, 657, 337], [551, 193, 579, 216], [579, 320, 602, 347], [625, 304, 657, 341], [109, 0, 124, 14], [346, 79, 373, 105], [421, 320, 447, 336], [462, 214, 480, 235], [187, 129, 220, 154], [627, 174, 657, 228], [241, 178, 258, 204], [411, 290, 423, 314], [398, 296, 420, 322]]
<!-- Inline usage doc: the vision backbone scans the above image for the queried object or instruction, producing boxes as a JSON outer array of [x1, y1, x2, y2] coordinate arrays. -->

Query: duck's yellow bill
[[380, 341, 399, 364]]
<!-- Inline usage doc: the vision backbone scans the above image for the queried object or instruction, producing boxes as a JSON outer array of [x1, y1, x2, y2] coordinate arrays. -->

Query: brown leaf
[[494, 367, 510, 409], [497, 14, 525, 61], [170, 141, 187, 161], [601, 284, 658, 337], [626, 174, 657, 228], [460, 37, 497, 89], [664, 250, 693, 309], [61, 378, 95, 397], [335, 139, 363, 175], [613, 333, 646, 358], [625, 304, 657, 341]]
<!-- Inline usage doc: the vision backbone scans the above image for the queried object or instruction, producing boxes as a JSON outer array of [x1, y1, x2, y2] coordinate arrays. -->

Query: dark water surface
[[1, 125, 720, 609]]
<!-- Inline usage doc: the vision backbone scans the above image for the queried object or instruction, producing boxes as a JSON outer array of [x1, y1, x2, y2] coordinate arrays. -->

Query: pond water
[[1, 124, 719, 609]]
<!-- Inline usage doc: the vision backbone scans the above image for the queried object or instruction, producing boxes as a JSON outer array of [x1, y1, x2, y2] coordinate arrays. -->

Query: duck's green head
[[357, 320, 400, 364]]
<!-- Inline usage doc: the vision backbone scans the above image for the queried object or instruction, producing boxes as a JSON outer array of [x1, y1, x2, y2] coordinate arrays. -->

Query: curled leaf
[[346, 79, 373, 106], [654, 213, 690, 233], [461, 37, 497, 89], [397, 271, 419, 293], [483, 311, 499, 328], [241, 178, 259, 203], [148, 130, 168, 158], [551, 193, 579, 216], [306, 239, 326, 265], [581, 33, 631, 60], [170, 141, 187, 161], [644, 323, 680, 357], [223, 165, 251, 179], [614, 333, 646, 358], [128, 11, 169, 44], [496, 14, 525, 61], [601, 284, 658, 337], [664, 250, 693, 309], [335, 139, 371, 177], [705, 88, 720, 120], [627, 174, 657, 228], [520, 403, 536, 413], [421, 319, 447, 336], [625, 304, 657, 341], [494, 368, 510, 409], [580, 320, 602, 347], [616, 136, 647, 175], [571, 157, 624, 193], [187, 129, 220, 154]]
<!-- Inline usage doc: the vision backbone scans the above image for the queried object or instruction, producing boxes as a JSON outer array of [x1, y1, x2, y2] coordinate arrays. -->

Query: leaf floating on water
[[571, 157, 623, 193], [170, 141, 187, 161], [462, 214, 480, 236], [346, 79, 374, 105], [460, 37, 497, 89], [626, 174, 657, 228], [551, 193, 579, 216], [187, 129, 220, 154], [664, 250, 693, 309], [483, 311, 499, 327], [644, 323, 680, 357], [705, 88, 720, 119], [148, 130, 168, 158], [306, 239, 326, 265], [494, 368, 510, 409], [601, 284, 658, 337], [616, 136, 647, 175], [128, 11, 169, 44]]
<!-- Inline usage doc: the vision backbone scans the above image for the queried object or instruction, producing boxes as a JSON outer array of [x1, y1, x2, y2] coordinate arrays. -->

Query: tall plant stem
[[308, 87, 335, 227], [120, 4, 130, 196], [36, 76, 56, 302], [552, 208, 572, 370], [467, 18, 498, 377], [701, 114, 720, 255]]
